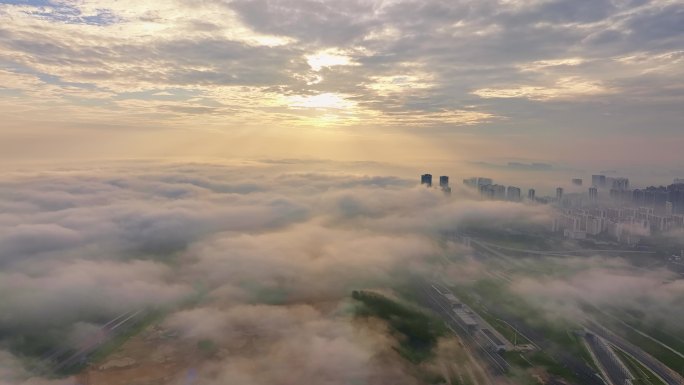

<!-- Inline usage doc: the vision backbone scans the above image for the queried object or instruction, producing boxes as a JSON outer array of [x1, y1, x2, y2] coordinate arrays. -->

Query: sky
[[0, 0, 683, 168]]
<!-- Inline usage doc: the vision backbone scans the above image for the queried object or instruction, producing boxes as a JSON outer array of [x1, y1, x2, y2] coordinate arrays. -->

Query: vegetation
[[450, 279, 598, 383], [460, 225, 557, 251], [197, 339, 219, 357], [612, 307, 684, 356], [351, 290, 446, 363]]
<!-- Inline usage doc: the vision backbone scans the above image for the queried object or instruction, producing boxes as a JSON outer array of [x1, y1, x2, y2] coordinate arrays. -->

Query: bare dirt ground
[[73, 325, 202, 385]]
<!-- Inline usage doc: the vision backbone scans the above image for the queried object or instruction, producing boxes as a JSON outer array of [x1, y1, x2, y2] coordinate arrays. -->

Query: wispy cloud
[[0, 0, 682, 163]]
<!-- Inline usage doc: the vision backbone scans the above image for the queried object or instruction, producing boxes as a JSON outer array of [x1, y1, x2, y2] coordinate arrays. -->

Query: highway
[[584, 333, 633, 385], [439, 231, 684, 385], [484, 305, 605, 385], [421, 279, 604, 385], [587, 321, 684, 385], [598, 309, 684, 361], [446, 234, 606, 385], [472, 239, 656, 256], [417, 282, 510, 377], [49, 309, 146, 373]]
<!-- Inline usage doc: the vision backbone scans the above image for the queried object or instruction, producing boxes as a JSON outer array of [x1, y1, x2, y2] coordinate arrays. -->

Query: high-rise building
[[630, 184, 684, 214], [592, 175, 606, 188], [668, 183, 684, 214], [528, 189, 536, 201], [556, 187, 564, 202], [439, 176, 450, 195], [609, 189, 618, 200], [421, 174, 432, 187], [674, 178, 684, 184], [612, 177, 630, 191], [655, 190, 669, 210], [479, 184, 494, 199], [439, 176, 449, 188], [632, 189, 645, 206], [493, 184, 506, 200], [480, 184, 507, 200], [477, 177, 493, 187], [506, 186, 521, 202], [572, 178, 583, 186], [666, 201, 674, 216], [463, 177, 477, 188], [589, 187, 598, 202]]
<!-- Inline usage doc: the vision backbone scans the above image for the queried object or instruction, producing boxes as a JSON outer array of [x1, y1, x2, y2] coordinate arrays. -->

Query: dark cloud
[[0, 224, 82, 263], [624, 4, 684, 47], [229, 0, 380, 46]]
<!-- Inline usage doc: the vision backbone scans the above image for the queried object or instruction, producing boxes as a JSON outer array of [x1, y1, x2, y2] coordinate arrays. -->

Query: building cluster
[[552, 177, 684, 244], [462, 177, 492, 188], [463, 177, 530, 203], [426, 172, 684, 246], [573, 175, 684, 215], [552, 207, 675, 245], [610, 184, 684, 215], [420, 173, 451, 195], [591, 174, 629, 189]]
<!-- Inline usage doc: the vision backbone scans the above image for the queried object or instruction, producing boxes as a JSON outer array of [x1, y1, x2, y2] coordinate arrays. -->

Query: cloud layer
[[0, 160, 555, 384], [2, 159, 683, 384]]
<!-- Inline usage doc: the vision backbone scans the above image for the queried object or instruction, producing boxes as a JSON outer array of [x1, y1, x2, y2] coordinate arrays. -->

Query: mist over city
[[1, 1, 683, 385]]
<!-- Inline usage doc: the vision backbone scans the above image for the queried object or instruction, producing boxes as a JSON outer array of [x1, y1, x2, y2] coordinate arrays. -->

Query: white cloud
[[0, 160, 554, 383], [472, 77, 613, 100], [306, 49, 358, 71]]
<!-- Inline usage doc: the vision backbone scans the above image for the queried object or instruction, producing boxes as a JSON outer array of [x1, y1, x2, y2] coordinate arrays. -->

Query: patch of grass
[[524, 351, 576, 380], [503, 351, 532, 368], [351, 290, 446, 363], [197, 339, 219, 357], [612, 308, 684, 356]]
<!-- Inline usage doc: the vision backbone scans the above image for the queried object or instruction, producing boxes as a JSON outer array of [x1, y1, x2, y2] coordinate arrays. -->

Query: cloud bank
[[0, 159, 553, 384]]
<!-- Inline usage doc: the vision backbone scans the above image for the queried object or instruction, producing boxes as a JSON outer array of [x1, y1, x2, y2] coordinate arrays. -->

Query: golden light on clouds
[[366, 74, 435, 96], [472, 77, 612, 100], [0, 0, 681, 165], [287, 93, 357, 110], [306, 50, 357, 71], [518, 57, 586, 72]]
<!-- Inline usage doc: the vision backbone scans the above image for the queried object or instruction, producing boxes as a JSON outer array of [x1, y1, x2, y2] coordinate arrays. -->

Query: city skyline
[[2, 2, 684, 385]]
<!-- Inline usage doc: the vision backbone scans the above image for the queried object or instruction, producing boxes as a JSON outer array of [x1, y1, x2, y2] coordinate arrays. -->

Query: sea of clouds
[[1, 159, 681, 384]]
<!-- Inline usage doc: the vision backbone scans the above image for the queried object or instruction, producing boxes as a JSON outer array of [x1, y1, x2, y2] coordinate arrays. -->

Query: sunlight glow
[[287, 93, 357, 109], [472, 77, 611, 100], [306, 50, 356, 71], [366, 75, 434, 95]]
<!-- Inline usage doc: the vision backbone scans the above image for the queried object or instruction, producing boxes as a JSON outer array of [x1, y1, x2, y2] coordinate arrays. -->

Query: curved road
[[587, 321, 684, 385]]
